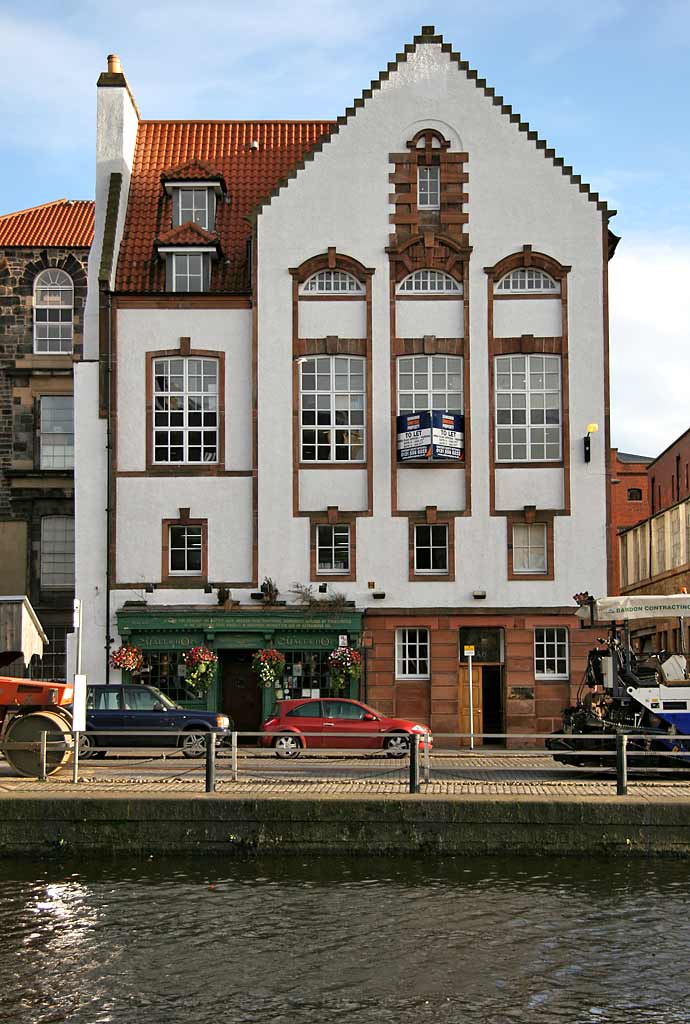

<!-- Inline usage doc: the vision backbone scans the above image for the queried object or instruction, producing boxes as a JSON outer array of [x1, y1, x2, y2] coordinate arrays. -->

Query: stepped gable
[[0, 199, 94, 248], [253, 25, 613, 221], [115, 120, 333, 293]]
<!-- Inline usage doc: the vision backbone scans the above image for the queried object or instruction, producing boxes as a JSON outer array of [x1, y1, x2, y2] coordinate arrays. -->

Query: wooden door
[[458, 662, 483, 747], [221, 652, 263, 734]]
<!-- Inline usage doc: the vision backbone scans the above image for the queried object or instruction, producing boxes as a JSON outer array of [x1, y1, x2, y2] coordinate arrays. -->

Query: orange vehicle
[[0, 676, 74, 777]]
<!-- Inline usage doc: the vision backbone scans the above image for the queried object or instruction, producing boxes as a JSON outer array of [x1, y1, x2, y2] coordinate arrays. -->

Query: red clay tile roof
[[156, 222, 220, 248], [161, 158, 227, 191], [0, 199, 94, 248], [116, 120, 333, 293]]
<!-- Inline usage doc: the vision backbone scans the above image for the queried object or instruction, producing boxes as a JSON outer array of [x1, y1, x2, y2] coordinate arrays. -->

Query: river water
[[0, 854, 687, 1024]]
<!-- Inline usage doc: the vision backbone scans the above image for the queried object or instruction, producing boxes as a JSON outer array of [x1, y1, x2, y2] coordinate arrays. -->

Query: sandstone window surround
[[33, 268, 73, 354], [309, 510, 357, 582], [408, 507, 456, 582], [161, 510, 208, 583], [534, 627, 569, 680], [417, 164, 440, 210], [395, 627, 430, 679], [151, 352, 220, 464]]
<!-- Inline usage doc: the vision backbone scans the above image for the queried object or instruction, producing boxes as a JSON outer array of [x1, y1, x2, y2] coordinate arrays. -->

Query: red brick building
[[608, 448, 652, 593]]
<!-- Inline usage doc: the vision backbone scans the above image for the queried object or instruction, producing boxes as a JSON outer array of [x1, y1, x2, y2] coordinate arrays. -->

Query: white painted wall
[[116, 476, 253, 583], [298, 469, 368, 512], [494, 468, 564, 511], [257, 40, 608, 608], [298, 300, 366, 339], [397, 468, 466, 512], [396, 300, 464, 338], [493, 298, 562, 338], [116, 308, 252, 473]]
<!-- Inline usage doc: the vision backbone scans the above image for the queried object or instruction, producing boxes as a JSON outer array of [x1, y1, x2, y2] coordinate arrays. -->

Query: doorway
[[220, 651, 262, 737], [481, 666, 504, 745]]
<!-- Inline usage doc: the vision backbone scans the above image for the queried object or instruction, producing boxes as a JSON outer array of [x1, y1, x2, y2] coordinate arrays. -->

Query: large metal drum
[[4, 710, 72, 777]]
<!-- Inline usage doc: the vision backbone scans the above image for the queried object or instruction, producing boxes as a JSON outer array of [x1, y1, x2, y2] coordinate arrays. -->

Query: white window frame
[[512, 522, 547, 575], [417, 165, 440, 210], [495, 354, 562, 462], [299, 355, 366, 463], [33, 269, 73, 354], [396, 627, 430, 679], [40, 516, 75, 590], [177, 187, 209, 230], [396, 270, 462, 295], [39, 395, 74, 470], [414, 524, 449, 575], [316, 524, 350, 574], [496, 269, 559, 293], [168, 524, 203, 575], [172, 252, 205, 292], [397, 354, 464, 414], [300, 270, 364, 294], [534, 627, 569, 680], [153, 357, 219, 465]]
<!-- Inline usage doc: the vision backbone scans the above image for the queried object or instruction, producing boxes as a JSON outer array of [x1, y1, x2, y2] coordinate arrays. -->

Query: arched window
[[300, 270, 364, 294], [396, 270, 462, 295], [34, 269, 73, 353], [496, 269, 559, 294]]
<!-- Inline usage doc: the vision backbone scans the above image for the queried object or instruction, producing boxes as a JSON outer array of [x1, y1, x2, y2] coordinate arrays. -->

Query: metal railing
[[6, 728, 690, 796]]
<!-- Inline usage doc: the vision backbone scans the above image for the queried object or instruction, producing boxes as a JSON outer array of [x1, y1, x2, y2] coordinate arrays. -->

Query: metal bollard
[[616, 732, 628, 797], [38, 731, 47, 782], [423, 733, 430, 784], [409, 733, 420, 794], [205, 733, 216, 793], [231, 731, 238, 782]]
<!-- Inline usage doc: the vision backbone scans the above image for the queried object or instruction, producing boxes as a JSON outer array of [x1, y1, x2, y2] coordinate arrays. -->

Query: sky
[[0, 0, 688, 457]]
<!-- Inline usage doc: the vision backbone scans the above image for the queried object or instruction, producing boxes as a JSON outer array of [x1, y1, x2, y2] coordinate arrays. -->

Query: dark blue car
[[80, 684, 230, 759]]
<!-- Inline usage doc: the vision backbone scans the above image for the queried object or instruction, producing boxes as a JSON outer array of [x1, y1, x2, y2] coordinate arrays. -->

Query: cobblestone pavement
[[2, 752, 690, 800]]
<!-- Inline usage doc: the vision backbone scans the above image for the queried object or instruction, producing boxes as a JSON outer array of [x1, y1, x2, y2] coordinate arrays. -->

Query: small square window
[[512, 523, 547, 574], [414, 524, 449, 574], [169, 525, 203, 575], [534, 627, 568, 679], [316, 524, 350, 574], [396, 628, 430, 679]]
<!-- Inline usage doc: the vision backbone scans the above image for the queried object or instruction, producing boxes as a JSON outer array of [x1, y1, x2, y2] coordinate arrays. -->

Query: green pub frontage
[[116, 604, 363, 733]]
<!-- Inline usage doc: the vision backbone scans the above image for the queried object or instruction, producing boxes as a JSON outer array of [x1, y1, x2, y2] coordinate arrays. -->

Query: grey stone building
[[0, 199, 94, 677]]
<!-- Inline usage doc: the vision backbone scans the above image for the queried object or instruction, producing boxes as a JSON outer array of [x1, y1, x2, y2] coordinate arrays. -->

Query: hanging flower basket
[[182, 646, 218, 695], [328, 646, 362, 691], [110, 644, 144, 673], [252, 648, 286, 688]]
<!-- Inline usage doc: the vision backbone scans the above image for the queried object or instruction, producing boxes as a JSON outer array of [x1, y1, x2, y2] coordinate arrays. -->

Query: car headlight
[[215, 715, 230, 728]]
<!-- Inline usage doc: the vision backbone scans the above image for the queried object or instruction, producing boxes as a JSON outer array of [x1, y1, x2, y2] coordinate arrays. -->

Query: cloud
[[609, 233, 690, 456]]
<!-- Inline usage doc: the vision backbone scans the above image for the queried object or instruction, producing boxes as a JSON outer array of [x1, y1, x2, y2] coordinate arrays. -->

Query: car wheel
[[384, 733, 410, 758], [180, 730, 208, 759], [273, 734, 302, 759], [78, 732, 99, 759]]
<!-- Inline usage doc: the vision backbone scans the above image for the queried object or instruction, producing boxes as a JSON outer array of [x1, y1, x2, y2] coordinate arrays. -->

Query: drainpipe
[[104, 284, 113, 683]]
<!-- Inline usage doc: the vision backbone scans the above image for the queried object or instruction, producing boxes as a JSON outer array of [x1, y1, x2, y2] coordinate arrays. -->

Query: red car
[[261, 697, 432, 758]]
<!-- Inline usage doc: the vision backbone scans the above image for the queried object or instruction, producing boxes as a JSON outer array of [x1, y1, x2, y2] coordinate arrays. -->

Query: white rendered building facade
[[73, 30, 612, 737]]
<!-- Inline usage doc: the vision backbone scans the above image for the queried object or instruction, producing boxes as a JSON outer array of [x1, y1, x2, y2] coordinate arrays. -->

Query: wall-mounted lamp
[[584, 422, 598, 463], [372, 591, 386, 600], [144, 583, 155, 594], [472, 589, 487, 600], [204, 584, 213, 594], [318, 582, 328, 594]]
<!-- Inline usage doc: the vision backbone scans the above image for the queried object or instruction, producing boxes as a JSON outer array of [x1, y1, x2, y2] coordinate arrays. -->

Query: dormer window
[[176, 188, 210, 230], [173, 253, 205, 292]]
